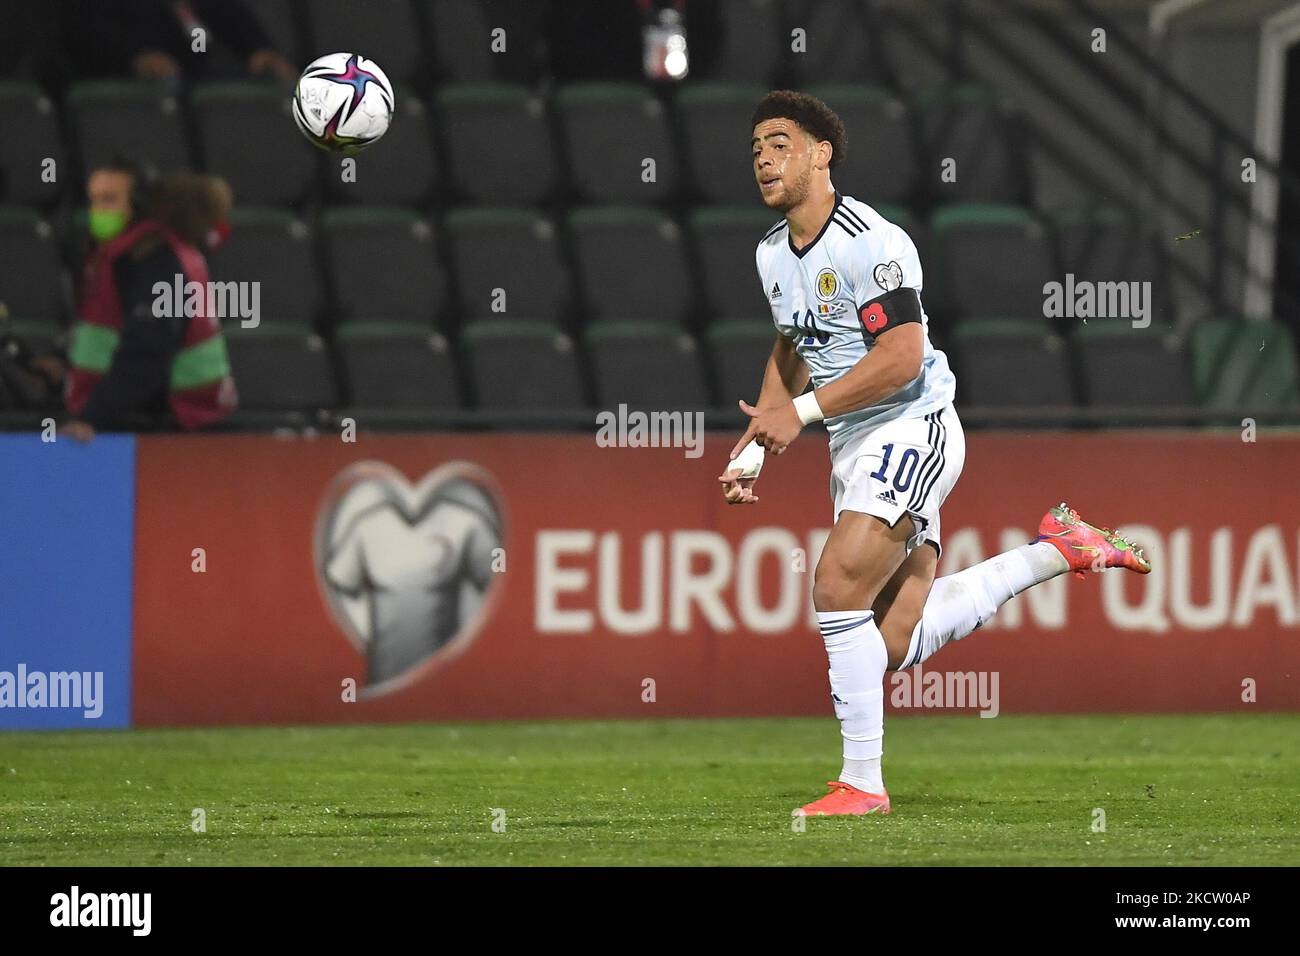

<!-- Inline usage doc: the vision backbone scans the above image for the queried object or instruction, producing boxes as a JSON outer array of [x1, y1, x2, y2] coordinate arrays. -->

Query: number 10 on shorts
[[869, 442, 921, 493]]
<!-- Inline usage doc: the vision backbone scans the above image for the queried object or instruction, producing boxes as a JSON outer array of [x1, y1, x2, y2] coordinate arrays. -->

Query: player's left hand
[[736, 399, 803, 455]]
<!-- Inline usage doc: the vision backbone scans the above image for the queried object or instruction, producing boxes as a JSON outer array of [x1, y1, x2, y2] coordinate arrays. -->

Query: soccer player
[[719, 91, 1151, 816]]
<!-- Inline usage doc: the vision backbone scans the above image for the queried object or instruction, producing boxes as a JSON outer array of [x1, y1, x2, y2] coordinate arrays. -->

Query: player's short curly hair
[[750, 90, 847, 169]]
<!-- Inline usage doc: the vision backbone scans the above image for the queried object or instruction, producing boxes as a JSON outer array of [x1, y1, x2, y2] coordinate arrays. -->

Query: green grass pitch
[[2, 715, 1296, 866]]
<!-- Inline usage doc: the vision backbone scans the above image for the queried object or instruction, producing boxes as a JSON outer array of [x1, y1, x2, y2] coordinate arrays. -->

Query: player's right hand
[[717, 467, 759, 505]]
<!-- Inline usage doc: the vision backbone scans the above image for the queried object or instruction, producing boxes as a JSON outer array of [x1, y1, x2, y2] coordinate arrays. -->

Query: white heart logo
[[313, 460, 505, 699]]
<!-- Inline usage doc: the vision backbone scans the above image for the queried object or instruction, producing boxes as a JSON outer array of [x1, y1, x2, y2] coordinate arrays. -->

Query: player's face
[[752, 118, 814, 211]]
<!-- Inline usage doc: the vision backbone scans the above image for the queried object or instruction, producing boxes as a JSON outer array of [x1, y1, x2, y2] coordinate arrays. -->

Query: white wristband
[[793, 391, 825, 425], [729, 439, 765, 479]]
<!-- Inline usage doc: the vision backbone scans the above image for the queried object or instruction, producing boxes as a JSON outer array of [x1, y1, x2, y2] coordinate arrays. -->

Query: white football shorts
[[829, 404, 966, 557]]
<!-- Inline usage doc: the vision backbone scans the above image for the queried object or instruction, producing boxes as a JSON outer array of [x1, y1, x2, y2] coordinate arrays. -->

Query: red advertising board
[[131, 431, 1300, 726]]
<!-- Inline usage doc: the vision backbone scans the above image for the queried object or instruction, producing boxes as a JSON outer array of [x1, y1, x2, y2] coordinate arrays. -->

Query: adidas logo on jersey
[[769, 282, 782, 300], [875, 489, 898, 504]]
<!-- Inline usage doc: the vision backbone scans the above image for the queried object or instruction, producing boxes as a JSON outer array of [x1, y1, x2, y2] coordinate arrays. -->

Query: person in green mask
[[86, 160, 138, 245], [64, 162, 238, 440]]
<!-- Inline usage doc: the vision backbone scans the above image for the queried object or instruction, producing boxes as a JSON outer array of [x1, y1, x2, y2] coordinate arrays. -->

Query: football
[[291, 52, 394, 154]]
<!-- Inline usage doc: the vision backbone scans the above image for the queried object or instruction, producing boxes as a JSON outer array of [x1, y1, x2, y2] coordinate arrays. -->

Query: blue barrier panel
[[0, 434, 135, 729]]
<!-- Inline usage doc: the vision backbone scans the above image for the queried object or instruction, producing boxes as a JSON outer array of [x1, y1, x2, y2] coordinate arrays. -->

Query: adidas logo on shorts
[[875, 489, 897, 504]]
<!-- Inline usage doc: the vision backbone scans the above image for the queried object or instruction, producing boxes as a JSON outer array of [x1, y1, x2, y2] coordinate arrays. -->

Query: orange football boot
[[795, 780, 891, 816]]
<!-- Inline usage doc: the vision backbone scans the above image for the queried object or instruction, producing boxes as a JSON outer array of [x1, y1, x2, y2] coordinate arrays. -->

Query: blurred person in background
[[62, 0, 295, 87], [63, 162, 238, 440]]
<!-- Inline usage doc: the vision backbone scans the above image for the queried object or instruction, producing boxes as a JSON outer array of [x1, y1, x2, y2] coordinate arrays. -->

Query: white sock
[[818, 610, 888, 794], [900, 542, 1068, 669]]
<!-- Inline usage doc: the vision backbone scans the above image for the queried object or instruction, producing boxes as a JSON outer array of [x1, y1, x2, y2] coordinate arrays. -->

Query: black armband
[[856, 287, 922, 342]]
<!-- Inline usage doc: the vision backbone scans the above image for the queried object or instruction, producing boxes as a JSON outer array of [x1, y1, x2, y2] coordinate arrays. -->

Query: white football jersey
[[756, 192, 956, 452]]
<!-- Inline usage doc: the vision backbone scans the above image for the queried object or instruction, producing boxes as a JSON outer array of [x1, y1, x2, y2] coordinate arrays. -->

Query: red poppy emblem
[[860, 302, 888, 334]]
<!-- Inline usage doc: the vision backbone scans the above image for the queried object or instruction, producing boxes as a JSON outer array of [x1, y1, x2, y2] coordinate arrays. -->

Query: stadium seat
[[568, 207, 692, 325], [0, 81, 64, 207], [700, 0, 784, 83], [586, 320, 709, 408], [336, 322, 461, 410], [306, 0, 428, 88], [555, 83, 681, 204], [444, 207, 568, 325], [1191, 319, 1300, 410], [325, 94, 438, 205], [3, 318, 63, 355], [207, 208, 321, 326], [321, 208, 444, 325], [807, 85, 916, 205], [435, 84, 557, 205], [688, 206, 776, 323], [930, 203, 1055, 323], [785, 1, 894, 87], [1071, 321, 1195, 409], [224, 321, 338, 411], [1054, 208, 1177, 327], [66, 81, 191, 180], [918, 85, 1028, 205], [951, 317, 1074, 407], [253, 0, 304, 66], [462, 320, 588, 410], [191, 83, 317, 207], [425, 0, 546, 83], [676, 83, 770, 203], [0, 208, 63, 322], [0, 318, 63, 410], [707, 320, 776, 405]]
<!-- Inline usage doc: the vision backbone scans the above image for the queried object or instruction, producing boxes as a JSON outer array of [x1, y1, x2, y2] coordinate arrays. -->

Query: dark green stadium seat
[[325, 93, 438, 206], [0, 81, 65, 207], [224, 321, 337, 411], [444, 207, 568, 325], [568, 206, 691, 324], [462, 320, 587, 411], [586, 320, 708, 408], [3, 319, 64, 355], [0, 208, 63, 322], [253, 0, 303, 66], [1070, 321, 1194, 409], [191, 83, 317, 206], [917, 85, 1027, 204], [1054, 207, 1177, 327], [308, 0, 426, 87], [66, 81, 191, 179], [435, 84, 557, 205], [676, 82, 770, 203], [707, 321, 776, 405], [209, 208, 321, 325], [555, 83, 681, 204], [1191, 319, 1300, 410], [930, 203, 1055, 322], [699, 0, 784, 84], [808, 85, 916, 205], [787, 2, 895, 87], [688, 206, 774, 323], [321, 208, 443, 325], [337, 322, 460, 410], [951, 317, 1073, 407], [424, 1, 546, 83]]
